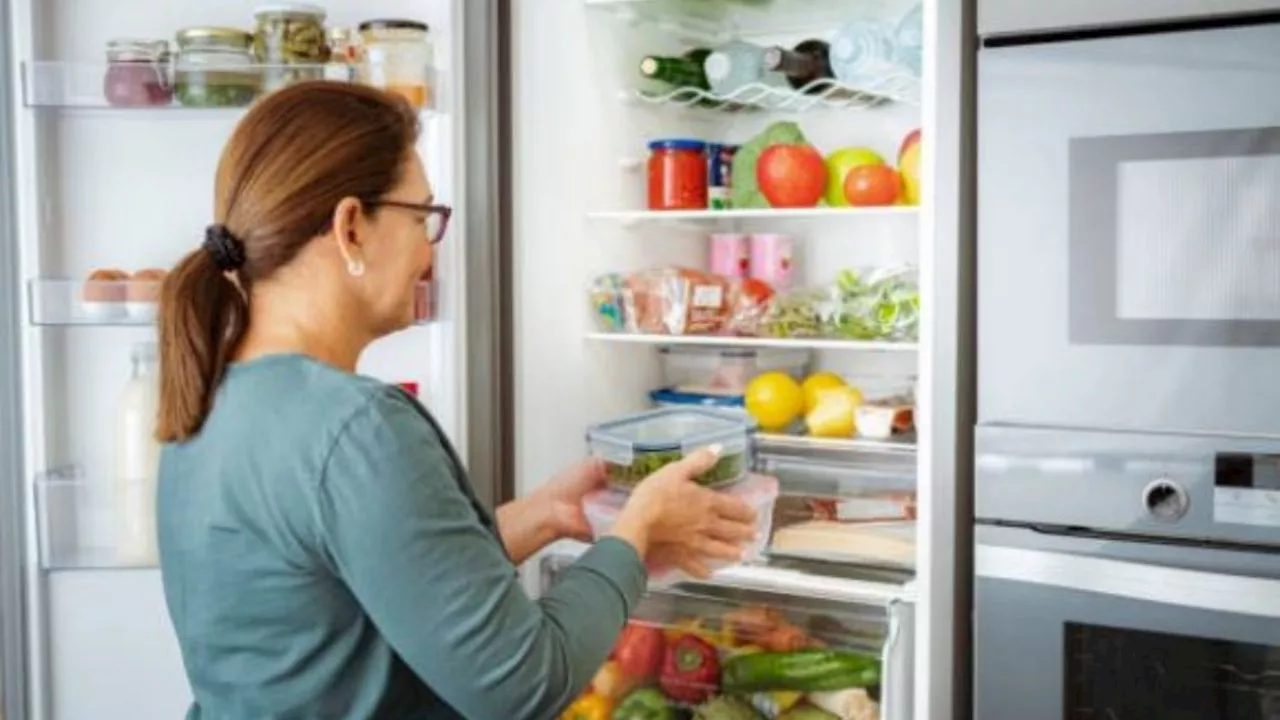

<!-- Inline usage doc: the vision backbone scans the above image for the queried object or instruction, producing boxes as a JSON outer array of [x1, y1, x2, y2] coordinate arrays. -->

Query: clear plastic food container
[[659, 347, 810, 394], [583, 473, 779, 584], [586, 407, 755, 491]]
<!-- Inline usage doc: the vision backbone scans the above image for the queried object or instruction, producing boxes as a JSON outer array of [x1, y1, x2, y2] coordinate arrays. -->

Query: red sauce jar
[[647, 139, 708, 211], [103, 39, 173, 107]]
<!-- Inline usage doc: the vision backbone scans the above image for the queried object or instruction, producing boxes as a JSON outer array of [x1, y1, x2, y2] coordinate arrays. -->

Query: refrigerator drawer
[[758, 452, 917, 572], [540, 554, 915, 720]]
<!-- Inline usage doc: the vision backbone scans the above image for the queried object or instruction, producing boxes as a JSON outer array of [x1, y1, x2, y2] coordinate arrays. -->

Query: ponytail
[[155, 248, 249, 443]]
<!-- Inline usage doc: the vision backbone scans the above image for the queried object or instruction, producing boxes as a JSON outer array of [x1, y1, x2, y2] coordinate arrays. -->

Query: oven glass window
[[1066, 622, 1280, 719]]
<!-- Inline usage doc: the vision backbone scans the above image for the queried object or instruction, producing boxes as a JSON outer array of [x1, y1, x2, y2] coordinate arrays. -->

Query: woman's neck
[[234, 282, 371, 372]]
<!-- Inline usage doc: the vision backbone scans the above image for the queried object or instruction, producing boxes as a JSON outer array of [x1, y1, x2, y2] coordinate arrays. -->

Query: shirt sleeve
[[314, 389, 646, 720]]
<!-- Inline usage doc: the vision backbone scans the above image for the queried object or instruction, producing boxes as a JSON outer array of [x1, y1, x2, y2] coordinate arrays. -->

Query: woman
[[154, 81, 758, 720]]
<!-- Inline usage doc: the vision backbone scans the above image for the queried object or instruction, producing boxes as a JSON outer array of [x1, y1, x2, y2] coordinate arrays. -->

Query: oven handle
[[977, 545, 1280, 619]]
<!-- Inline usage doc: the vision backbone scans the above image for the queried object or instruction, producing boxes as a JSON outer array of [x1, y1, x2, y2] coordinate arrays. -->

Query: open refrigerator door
[[1, 0, 504, 717], [513, 0, 968, 717]]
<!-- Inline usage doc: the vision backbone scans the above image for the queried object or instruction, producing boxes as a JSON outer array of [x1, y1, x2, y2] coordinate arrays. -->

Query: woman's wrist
[[608, 504, 652, 558]]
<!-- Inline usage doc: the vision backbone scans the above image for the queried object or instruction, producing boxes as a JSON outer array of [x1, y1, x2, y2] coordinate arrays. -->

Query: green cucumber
[[721, 651, 881, 694]]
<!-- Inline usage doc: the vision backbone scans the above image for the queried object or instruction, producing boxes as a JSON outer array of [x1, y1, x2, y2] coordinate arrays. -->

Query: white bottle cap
[[704, 52, 730, 81]]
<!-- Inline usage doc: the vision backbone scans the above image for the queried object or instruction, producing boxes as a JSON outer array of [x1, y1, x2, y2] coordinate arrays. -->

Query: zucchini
[[721, 651, 881, 694]]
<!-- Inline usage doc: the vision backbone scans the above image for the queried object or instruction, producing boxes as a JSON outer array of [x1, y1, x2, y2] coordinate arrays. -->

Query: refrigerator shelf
[[628, 75, 919, 112], [34, 466, 158, 571], [585, 0, 897, 40], [21, 61, 442, 114], [588, 205, 917, 225], [27, 278, 438, 327], [755, 433, 916, 460], [587, 332, 917, 352]]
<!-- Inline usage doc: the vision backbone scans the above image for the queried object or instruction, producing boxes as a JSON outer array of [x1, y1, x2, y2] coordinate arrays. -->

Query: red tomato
[[613, 622, 664, 681], [843, 164, 902, 206], [757, 144, 827, 208]]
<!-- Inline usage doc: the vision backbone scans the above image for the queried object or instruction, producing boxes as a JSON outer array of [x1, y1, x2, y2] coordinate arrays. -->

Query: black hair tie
[[203, 224, 246, 271]]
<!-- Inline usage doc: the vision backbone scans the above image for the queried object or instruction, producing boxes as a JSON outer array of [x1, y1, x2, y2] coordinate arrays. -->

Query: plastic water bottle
[[703, 40, 786, 97], [829, 18, 904, 89], [894, 4, 923, 77]]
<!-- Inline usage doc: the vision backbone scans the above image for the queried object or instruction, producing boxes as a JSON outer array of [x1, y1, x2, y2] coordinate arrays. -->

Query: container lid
[[358, 19, 430, 33], [648, 139, 707, 152], [175, 27, 254, 49], [649, 388, 745, 409], [254, 3, 327, 19], [105, 38, 170, 62], [586, 407, 753, 454]]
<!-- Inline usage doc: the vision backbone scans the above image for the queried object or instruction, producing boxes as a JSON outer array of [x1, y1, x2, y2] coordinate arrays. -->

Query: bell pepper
[[560, 692, 612, 720], [613, 687, 677, 720], [659, 634, 721, 704], [614, 622, 665, 681]]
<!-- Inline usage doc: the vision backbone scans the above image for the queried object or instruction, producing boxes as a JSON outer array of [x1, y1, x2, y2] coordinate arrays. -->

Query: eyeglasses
[[365, 200, 452, 244]]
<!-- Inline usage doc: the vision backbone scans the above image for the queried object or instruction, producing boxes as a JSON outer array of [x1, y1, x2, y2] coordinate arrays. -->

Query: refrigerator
[[0, 0, 972, 718]]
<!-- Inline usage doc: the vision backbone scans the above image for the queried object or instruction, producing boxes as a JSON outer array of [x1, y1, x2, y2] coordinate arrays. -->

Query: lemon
[[801, 371, 848, 413], [805, 386, 864, 438], [745, 371, 804, 432]]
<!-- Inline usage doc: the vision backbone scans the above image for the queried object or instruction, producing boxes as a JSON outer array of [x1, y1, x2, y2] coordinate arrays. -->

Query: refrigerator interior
[[511, 0, 960, 716], [6, 1, 467, 717]]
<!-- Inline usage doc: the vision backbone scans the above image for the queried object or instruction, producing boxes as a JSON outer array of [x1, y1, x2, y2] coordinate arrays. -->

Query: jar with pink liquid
[[749, 234, 794, 291], [708, 233, 749, 277]]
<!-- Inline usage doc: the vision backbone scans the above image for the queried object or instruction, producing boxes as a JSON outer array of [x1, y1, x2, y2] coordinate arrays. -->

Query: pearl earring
[[347, 258, 366, 277]]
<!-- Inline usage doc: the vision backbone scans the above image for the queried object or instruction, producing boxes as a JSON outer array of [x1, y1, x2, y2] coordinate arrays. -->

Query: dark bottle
[[762, 39, 835, 93], [639, 47, 712, 90]]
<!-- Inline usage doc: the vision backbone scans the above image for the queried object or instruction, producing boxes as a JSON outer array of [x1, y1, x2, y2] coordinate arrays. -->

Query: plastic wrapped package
[[762, 266, 920, 341], [621, 267, 733, 335]]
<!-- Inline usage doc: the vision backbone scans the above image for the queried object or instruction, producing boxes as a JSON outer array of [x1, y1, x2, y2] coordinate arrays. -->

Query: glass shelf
[[587, 332, 918, 352], [631, 75, 920, 112], [35, 465, 158, 571], [586, 0, 895, 40], [27, 278, 438, 327], [21, 60, 440, 113], [588, 205, 917, 226]]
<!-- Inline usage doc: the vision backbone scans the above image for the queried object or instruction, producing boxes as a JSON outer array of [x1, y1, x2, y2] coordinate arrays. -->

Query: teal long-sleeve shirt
[[157, 353, 647, 720]]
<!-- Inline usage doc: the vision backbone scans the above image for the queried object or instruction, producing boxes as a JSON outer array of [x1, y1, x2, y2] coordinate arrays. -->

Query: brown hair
[[155, 81, 420, 442]]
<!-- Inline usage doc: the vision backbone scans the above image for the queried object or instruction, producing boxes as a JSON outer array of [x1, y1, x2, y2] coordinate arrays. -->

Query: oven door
[[978, 16, 1280, 435], [975, 525, 1280, 720]]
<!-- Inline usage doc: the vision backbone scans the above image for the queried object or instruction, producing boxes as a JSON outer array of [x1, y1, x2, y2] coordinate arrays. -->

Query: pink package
[[582, 473, 779, 585], [749, 234, 794, 291], [709, 233, 749, 278]]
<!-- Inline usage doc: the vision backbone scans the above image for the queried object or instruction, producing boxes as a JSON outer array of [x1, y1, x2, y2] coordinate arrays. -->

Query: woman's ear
[[331, 197, 366, 276]]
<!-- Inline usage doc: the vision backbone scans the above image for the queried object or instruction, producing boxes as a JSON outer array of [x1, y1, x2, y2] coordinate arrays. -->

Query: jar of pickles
[[174, 28, 261, 108], [253, 4, 329, 92], [358, 19, 433, 109], [103, 39, 173, 107]]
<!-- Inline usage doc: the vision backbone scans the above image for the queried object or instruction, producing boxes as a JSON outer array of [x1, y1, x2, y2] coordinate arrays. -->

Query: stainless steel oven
[[974, 425, 1280, 719], [978, 11, 1280, 437]]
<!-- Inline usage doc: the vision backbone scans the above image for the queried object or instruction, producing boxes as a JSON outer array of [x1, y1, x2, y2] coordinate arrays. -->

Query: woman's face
[[355, 153, 436, 334]]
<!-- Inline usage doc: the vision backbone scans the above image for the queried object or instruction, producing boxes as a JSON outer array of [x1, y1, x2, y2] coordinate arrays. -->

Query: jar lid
[[105, 38, 170, 62], [175, 27, 254, 49], [358, 19, 430, 33], [648, 139, 707, 152], [254, 3, 327, 19]]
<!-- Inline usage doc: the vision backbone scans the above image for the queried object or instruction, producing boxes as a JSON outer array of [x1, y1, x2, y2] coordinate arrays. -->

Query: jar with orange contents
[[647, 139, 708, 211]]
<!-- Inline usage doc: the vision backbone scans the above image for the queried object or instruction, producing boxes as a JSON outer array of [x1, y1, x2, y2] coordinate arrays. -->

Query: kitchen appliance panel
[[978, 18, 1280, 436], [975, 528, 1280, 720]]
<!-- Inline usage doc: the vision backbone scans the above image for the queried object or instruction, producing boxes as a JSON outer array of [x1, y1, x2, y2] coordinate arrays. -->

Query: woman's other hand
[[608, 446, 758, 579], [532, 458, 608, 543]]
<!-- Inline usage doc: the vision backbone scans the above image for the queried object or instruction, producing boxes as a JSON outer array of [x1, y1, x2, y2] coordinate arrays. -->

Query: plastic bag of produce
[[725, 277, 777, 336], [761, 286, 829, 339], [826, 266, 920, 341], [621, 267, 733, 335], [589, 273, 627, 332]]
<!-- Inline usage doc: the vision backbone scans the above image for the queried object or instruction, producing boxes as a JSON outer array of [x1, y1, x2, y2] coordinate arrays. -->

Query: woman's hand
[[531, 458, 608, 543], [608, 445, 758, 579]]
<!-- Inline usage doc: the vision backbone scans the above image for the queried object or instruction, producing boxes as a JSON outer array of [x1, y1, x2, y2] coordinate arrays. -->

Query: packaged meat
[[622, 267, 732, 335]]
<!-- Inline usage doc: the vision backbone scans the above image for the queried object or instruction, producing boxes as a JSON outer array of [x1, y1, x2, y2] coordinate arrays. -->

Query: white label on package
[[1214, 487, 1280, 528], [692, 284, 724, 308]]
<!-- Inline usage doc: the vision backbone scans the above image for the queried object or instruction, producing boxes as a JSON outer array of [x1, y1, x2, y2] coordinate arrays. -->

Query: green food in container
[[175, 72, 260, 107], [586, 408, 754, 491]]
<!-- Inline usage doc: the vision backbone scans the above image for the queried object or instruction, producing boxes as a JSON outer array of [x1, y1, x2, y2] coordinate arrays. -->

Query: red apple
[[843, 164, 902, 206], [757, 144, 828, 208]]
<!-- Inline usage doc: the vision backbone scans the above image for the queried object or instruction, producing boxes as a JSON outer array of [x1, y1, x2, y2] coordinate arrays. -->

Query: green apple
[[824, 147, 885, 207]]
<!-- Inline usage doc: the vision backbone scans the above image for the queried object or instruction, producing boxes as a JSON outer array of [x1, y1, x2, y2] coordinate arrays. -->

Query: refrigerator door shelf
[[34, 465, 159, 571], [540, 551, 915, 719]]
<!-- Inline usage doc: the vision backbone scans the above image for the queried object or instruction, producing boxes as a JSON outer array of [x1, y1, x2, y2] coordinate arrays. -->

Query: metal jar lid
[[175, 27, 254, 50], [358, 19, 430, 33]]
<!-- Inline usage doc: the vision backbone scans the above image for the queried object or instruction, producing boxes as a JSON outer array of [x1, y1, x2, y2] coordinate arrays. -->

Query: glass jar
[[647, 139, 708, 211], [323, 26, 359, 82], [253, 4, 329, 92], [358, 19, 432, 108], [174, 28, 261, 108], [103, 39, 173, 108]]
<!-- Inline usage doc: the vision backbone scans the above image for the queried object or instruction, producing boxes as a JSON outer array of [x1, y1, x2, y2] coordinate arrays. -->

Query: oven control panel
[[1142, 478, 1189, 522]]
